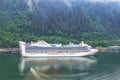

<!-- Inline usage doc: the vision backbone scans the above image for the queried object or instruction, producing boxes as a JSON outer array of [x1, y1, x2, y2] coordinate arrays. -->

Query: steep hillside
[[28, 0, 120, 39], [0, 0, 120, 47]]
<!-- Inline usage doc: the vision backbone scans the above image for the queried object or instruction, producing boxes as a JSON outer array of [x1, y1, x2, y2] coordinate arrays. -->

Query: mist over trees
[[0, 0, 120, 47]]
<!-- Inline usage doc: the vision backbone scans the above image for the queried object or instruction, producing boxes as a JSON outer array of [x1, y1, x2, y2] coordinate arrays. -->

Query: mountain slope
[[0, 0, 120, 47], [28, 1, 120, 39]]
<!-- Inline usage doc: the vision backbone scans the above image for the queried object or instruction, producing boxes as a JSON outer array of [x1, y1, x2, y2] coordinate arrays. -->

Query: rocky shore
[[0, 47, 119, 54], [98, 47, 120, 52], [0, 48, 20, 54]]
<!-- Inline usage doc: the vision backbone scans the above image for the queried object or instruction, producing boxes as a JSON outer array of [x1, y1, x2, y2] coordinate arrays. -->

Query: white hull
[[22, 50, 98, 58]]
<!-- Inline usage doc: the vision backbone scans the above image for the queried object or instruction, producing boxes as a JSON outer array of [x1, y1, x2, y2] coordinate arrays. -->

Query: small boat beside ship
[[19, 40, 98, 58]]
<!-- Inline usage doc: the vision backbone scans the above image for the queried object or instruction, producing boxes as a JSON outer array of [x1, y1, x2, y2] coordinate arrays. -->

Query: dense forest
[[0, 0, 120, 48]]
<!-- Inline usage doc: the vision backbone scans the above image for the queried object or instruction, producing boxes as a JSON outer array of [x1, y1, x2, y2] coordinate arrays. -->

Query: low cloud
[[26, 0, 73, 11], [61, 0, 72, 8], [27, 0, 32, 11], [26, 0, 40, 11], [88, 0, 120, 3], [26, 0, 120, 11]]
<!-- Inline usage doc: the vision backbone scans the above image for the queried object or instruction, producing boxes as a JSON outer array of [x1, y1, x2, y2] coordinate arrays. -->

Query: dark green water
[[0, 52, 120, 80]]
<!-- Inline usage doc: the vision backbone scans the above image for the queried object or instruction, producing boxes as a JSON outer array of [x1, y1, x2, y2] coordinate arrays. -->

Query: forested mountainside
[[0, 0, 120, 47]]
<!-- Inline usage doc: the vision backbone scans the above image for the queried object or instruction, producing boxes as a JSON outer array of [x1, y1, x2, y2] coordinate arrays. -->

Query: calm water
[[0, 52, 120, 80]]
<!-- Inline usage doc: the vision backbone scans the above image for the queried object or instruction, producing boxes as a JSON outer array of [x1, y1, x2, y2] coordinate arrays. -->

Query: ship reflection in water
[[19, 57, 97, 80]]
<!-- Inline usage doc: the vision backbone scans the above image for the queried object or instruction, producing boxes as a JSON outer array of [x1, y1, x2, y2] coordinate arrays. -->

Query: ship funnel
[[81, 41, 85, 46]]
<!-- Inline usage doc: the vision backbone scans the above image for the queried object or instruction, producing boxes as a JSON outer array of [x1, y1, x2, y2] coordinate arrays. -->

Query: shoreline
[[98, 47, 120, 53], [0, 48, 119, 54], [0, 48, 20, 53]]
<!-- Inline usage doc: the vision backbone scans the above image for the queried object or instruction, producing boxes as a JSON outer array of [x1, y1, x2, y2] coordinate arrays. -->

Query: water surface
[[0, 52, 120, 80]]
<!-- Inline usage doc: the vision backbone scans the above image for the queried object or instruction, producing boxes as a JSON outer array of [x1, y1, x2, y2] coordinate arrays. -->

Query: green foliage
[[87, 39, 120, 47], [0, 0, 120, 48]]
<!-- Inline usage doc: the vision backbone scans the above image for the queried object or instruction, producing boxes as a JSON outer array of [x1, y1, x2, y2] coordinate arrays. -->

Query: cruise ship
[[19, 40, 98, 57]]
